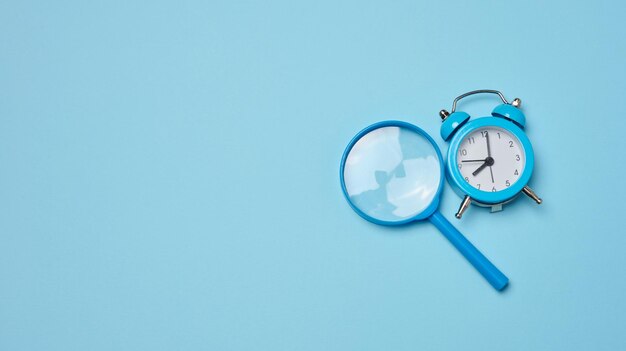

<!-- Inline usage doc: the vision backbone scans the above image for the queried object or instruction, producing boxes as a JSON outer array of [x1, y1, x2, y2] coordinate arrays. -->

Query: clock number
[[458, 164, 462, 169], [461, 149, 467, 156], [464, 177, 469, 182], [506, 180, 511, 187], [477, 183, 481, 190], [481, 131, 488, 138], [491, 186, 497, 192], [497, 132, 501, 139], [468, 137, 475, 144], [514, 169, 519, 175], [509, 140, 514, 147], [515, 154, 520, 161]]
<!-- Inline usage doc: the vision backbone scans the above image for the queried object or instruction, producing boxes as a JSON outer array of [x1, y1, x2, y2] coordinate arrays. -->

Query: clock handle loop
[[450, 89, 509, 113]]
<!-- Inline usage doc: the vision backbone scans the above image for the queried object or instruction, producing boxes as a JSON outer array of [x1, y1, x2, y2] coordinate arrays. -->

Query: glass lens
[[343, 125, 441, 223]]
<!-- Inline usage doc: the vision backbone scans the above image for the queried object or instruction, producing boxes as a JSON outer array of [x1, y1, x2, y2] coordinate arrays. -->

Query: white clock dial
[[456, 127, 525, 192]]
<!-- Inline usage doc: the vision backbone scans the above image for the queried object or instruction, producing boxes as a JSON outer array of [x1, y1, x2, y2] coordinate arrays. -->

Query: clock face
[[456, 127, 525, 193]]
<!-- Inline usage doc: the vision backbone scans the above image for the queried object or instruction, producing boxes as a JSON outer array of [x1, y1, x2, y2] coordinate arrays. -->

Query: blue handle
[[429, 211, 509, 291]]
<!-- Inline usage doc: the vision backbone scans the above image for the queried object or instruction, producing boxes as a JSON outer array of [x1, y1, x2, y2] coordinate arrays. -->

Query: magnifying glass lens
[[343, 126, 441, 222]]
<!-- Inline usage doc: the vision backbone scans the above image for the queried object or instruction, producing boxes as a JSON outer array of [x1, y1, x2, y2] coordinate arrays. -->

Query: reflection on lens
[[343, 126, 441, 222]]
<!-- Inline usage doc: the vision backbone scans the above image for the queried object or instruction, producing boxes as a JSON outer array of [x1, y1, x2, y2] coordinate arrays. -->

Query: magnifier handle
[[429, 211, 509, 291]]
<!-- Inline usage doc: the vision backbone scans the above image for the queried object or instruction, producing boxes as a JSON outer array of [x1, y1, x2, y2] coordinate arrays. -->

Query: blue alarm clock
[[439, 90, 542, 219]]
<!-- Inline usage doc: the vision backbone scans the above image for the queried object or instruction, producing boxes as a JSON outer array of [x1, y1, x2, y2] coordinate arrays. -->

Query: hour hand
[[472, 162, 488, 176], [471, 156, 494, 176]]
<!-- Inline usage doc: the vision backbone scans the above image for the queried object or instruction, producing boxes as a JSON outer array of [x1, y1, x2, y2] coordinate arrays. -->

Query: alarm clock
[[439, 90, 542, 219]]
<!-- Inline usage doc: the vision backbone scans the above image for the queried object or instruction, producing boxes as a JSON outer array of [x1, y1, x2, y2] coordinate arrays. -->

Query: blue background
[[1, 1, 625, 350]]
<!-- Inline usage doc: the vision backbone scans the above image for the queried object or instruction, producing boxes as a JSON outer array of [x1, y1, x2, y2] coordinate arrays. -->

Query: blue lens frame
[[339, 120, 444, 226]]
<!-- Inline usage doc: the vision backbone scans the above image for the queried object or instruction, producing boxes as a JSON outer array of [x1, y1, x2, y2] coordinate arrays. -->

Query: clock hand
[[472, 162, 488, 176], [477, 133, 495, 181], [461, 159, 486, 162], [472, 156, 495, 176]]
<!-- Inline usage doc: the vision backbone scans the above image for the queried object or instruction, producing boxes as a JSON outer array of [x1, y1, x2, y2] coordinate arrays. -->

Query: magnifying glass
[[340, 121, 509, 291]]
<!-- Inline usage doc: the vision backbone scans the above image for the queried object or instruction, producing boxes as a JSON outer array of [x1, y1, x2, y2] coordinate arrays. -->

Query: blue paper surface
[[1, 1, 625, 350]]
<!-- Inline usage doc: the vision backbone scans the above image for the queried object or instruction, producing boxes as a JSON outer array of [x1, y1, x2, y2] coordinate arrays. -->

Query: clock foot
[[490, 204, 503, 213], [455, 196, 472, 219], [522, 186, 542, 204]]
